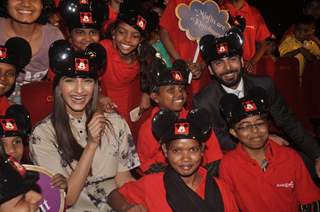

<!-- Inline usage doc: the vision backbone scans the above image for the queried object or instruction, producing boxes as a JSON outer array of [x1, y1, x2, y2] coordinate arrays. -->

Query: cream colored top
[[29, 112, 140, 211]]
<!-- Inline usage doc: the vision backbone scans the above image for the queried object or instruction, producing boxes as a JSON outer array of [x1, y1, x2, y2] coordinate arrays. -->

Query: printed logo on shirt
[[75, 58, 89, 72], [79, 0, 89, 4], [171, 71, 183, 81], [80, 12, 93, 24], [0, 47, 7, 59], [136, 16, 147, 30], [216, 42, 228, 55], [175, 122, 189, 135], [276, 181, 295, 189], [0, 119, 18, 132], [242, 100, 257, 112]]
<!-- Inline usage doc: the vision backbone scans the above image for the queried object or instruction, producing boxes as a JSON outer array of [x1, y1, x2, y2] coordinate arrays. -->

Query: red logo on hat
[[242, 100, 257, 112], [8, 155, 26, 177], [171, 71, 183, 81], [216, 42, 228, 55], [79, 0, 89, 4], [175, 122, 190, 135], [75, 58, 89, 72], [80, 12, 93, 24], [136, 16, 146, 30], [0, 119, 18, 132], [0, 47, 7, 59]]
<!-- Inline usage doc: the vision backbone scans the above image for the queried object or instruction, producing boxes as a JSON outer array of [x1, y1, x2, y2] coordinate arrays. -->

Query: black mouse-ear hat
[[49, 39, 106, 79], [0, 37, 31, 70], [152, 108, 211, 144]]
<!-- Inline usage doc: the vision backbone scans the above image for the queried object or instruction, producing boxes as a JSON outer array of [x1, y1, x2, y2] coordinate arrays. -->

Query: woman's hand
[[188, 62, 203, 79], [51, 173, 68, 191], [87, 112, 107, 145], [139, 93, 151, 115], [98, 95, 118, 113], [125, 204, 147, 212]]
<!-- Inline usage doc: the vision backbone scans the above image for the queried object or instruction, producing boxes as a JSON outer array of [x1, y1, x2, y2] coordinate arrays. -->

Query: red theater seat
[[21, 81, 54, 127], [274, 57, 306, 123]]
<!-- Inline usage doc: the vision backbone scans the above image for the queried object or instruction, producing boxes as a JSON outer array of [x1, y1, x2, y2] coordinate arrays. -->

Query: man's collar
[[221, 78, 244, 98]]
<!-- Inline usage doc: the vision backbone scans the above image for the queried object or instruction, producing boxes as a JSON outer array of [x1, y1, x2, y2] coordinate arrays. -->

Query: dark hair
[[50, 75, 99, 168], [295, 14, 316, 26]]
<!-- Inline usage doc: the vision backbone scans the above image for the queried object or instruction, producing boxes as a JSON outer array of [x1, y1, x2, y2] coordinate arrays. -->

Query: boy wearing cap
[[108, 108, 238, 212], [137, 58, 222, 174], [219, 88, 320, 211], [0, 142, 42, 212], [0, 37, 31, 114], [193, 27, 320, 178]]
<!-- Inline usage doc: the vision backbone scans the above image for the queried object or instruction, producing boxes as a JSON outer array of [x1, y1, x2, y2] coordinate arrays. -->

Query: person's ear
[[208, 65, 214, 75], [161, 144, 168, 157], [150, 92, 160, 103], [229, 128, 238, 138], [240, 57, 244, 68]]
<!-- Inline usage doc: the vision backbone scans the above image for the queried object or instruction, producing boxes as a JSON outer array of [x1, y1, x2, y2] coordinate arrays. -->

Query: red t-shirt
[[160, 0, 210, 98], [119, 167, 238, 212], [99, 39, 142, 124], [137, 106, 223, 172], [0, 96, 10, 115], [219, 140, 320, 212], [222, 0, 271, 61]]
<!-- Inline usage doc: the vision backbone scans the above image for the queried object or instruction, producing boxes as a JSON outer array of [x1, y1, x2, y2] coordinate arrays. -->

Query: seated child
[[0, 141, 42, 212], [108, 108, 238, 212], [219, 87, 320, 211], [0, 37, 31, 114], [137, 58, 222, 174], [0, 105, 67, 190], [279, 15, 320, 78]]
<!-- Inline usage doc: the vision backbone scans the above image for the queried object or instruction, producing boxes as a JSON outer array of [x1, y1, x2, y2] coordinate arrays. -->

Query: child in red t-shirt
[[219, 88, 320, 212], [0, 37, 31, 115], [137, 58, 222, 174], [108, 108, 238, 212]]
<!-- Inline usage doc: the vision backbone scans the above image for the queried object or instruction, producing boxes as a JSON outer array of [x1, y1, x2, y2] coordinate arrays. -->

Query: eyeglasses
[[236, 121, 267, 133]]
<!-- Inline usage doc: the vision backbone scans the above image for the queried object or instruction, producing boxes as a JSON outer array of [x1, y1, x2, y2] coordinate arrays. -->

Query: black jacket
[[193, 74, 320, 160]]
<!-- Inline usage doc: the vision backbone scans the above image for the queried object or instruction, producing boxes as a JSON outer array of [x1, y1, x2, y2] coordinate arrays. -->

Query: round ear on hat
[[225, 27, 244, 48], [219, 93, 240, 122], [247, 87, 269, 112], [59, 0, 80, 24], [187, 108, 211, 141], [152, 110, 178, 141], [5, 37, 32, 69], [5, 104, 31, 137], [49, 39, 74, 75], [85, 43, 107, 76], [199, 34, 216, 64]]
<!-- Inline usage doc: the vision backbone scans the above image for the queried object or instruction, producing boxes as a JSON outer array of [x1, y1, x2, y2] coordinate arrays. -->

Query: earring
[[137, 43, 141, 55]]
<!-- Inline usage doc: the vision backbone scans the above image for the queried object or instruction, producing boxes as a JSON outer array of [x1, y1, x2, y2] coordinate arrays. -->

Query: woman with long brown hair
[[29, 40, 140, 211]]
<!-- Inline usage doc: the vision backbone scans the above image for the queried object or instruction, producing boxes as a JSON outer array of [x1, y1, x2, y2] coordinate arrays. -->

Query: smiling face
[[230, 115, 269, 151], [151, 84, 187, 112], [2, 136, 24, 162], [113, 22, 142, 56], [0, 63, 16, 96], [162, 139, 203, 178], [59, 77, 95, 118], [70, 28, 100, 51], [209, 55, 243, 89], [7, 0, 43, 24]]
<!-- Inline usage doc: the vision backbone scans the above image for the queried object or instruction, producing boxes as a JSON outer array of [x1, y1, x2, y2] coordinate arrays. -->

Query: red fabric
[[99, 39, 142, 124], [102, 4, 118, 34], [160, 0, 210, 98], [0, 96, 10, 115], [137, 107, 223, 172], [119, 167, 238, 212], [219, 139, 320, 212], [20, 81, 54, 127], [222, 0, 271, 61]]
